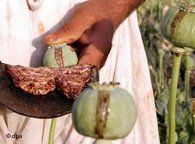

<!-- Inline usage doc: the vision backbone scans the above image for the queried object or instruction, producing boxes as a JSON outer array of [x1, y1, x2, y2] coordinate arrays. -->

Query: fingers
[[43, 1, 114, 69], [44, 3, 97, 45], [78, 20, 114, 69], [78, 44, 106, 69]]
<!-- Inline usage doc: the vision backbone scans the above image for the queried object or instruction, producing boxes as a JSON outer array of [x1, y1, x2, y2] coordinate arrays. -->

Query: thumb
[[44, 5, 97, 45]]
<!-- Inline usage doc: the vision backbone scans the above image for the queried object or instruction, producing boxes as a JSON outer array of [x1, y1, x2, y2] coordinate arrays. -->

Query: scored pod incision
[[71, 82, 137, 140], [43, 43, 78, 68]]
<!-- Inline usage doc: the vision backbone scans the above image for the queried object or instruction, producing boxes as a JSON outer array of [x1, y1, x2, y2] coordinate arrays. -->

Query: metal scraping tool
[[0, 61, 99, 119]]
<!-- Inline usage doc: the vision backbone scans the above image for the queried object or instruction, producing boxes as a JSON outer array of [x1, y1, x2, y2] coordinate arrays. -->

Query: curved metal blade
[[0, 61, 99, 118]]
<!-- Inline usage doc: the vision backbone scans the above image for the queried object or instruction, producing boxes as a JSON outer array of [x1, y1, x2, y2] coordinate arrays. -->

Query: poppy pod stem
[[168, 47, 185, 144], [190, 98, 195, 133], [158, 48, 165, 92], [184, 48, 194, 100], [49, 118, 57, 144]]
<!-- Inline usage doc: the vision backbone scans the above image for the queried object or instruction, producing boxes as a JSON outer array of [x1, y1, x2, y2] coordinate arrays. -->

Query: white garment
[[0, 0, 160, 144]]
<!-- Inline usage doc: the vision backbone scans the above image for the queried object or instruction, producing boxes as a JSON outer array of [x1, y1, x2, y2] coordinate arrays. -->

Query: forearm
[[110, 0, 145, 28], [90, 0, 145, 29]]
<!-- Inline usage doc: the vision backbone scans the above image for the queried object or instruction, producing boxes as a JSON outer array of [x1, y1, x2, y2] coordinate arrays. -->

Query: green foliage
[[138, 0, 195, 143]]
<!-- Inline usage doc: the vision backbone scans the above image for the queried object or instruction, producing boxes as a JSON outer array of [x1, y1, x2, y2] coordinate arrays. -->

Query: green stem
[[49, 118, 57, 144], [193, 115, 195, 134], [165, 111, 169, 144], [185, 53, 191, 100], [158, 49, 165, 91], [150, 66, 161, 95], [168, 47, 185, 144], [184, 47, 194, 100]]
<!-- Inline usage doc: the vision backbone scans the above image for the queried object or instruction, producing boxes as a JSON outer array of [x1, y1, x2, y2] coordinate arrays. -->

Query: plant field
[[138, 0, 195, 143]]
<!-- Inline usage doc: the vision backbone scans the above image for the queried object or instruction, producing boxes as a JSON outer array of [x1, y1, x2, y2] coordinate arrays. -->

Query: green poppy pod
[[43, 43, 78, 68], [160, 5, 195, 49], [72, 82, 137, 140]]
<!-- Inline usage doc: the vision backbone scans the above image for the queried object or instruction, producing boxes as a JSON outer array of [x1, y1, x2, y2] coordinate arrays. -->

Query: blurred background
[[137, 0, 195, 143]]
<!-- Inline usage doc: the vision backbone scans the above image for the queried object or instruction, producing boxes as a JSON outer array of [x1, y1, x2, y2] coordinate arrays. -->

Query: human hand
[[44, 0, 144, 69]]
